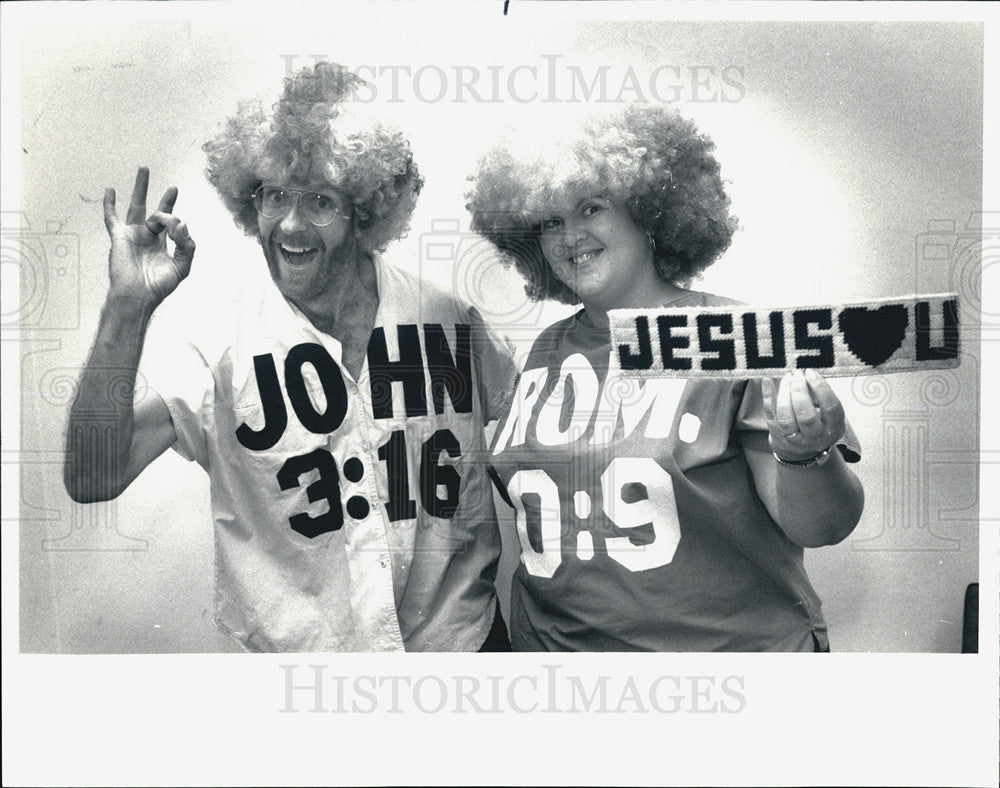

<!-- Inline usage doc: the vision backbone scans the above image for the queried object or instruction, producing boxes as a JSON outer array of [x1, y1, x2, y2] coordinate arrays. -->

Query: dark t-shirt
[[489, 291, 860, 652]]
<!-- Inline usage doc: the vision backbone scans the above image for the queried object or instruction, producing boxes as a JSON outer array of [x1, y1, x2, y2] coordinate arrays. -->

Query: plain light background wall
[[13, 15, 983, 653]]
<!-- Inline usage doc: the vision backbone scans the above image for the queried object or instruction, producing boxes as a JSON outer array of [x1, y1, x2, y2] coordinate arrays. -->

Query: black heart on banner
[[838, 305, 909, 367]]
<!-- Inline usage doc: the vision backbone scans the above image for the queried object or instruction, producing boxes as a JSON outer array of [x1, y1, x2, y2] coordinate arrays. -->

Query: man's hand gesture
[[103, 166, 195, 307]]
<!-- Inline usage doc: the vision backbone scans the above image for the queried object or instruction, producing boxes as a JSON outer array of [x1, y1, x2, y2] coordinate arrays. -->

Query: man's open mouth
[[278, 243, 320, 267]]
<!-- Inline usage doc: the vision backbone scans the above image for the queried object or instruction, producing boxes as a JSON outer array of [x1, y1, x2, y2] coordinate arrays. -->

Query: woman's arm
[[746, 369, 864, 547], [745, 445, 864, 547]]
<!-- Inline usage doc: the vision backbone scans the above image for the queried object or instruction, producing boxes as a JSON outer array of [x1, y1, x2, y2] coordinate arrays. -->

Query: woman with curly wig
[[468, 104, 864, 651], [65, 62, 516, 653]]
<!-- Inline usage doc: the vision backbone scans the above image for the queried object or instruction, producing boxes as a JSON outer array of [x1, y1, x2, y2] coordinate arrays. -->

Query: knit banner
[[609, 293, 960, 378]]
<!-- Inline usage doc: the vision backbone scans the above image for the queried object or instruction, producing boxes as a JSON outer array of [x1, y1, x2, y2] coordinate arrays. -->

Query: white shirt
[[139, 260, 516, 651]]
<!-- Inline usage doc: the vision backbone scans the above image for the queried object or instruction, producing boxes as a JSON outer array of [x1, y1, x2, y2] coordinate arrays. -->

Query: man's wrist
[[105, 290, 157, 320]]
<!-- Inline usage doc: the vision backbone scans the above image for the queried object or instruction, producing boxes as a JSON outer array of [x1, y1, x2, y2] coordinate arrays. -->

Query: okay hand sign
[[103, 167, 196, 307]]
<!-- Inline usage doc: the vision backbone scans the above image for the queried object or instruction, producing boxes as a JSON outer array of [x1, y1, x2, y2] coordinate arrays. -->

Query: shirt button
[[379, 553, 389, 569]]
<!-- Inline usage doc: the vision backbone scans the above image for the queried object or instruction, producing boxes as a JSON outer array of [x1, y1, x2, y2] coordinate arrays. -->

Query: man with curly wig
[[64, 62, 515, 652], [467, 104, 864, 651]]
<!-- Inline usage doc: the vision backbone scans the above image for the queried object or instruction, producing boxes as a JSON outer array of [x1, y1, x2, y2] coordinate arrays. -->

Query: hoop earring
[[646, 232, 656, 253]]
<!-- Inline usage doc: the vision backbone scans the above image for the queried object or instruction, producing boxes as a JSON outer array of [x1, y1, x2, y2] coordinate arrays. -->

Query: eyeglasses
[[251, 185, 349, 226]]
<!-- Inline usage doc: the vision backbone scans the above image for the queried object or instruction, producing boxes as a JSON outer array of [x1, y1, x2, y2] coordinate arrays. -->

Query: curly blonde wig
[[466, 103, 737, 304], [203, 61, 422, 254]]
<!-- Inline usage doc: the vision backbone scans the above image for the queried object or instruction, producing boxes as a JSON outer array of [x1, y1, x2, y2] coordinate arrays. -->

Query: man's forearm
[[64, 295, 154, 502]]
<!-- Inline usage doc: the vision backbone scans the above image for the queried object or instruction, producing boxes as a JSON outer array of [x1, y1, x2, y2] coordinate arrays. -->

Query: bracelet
[[773, 448, 832, 468]]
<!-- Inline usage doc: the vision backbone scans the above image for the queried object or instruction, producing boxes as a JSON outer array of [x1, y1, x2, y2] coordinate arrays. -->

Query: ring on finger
[[782, 430, 800, 439]]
